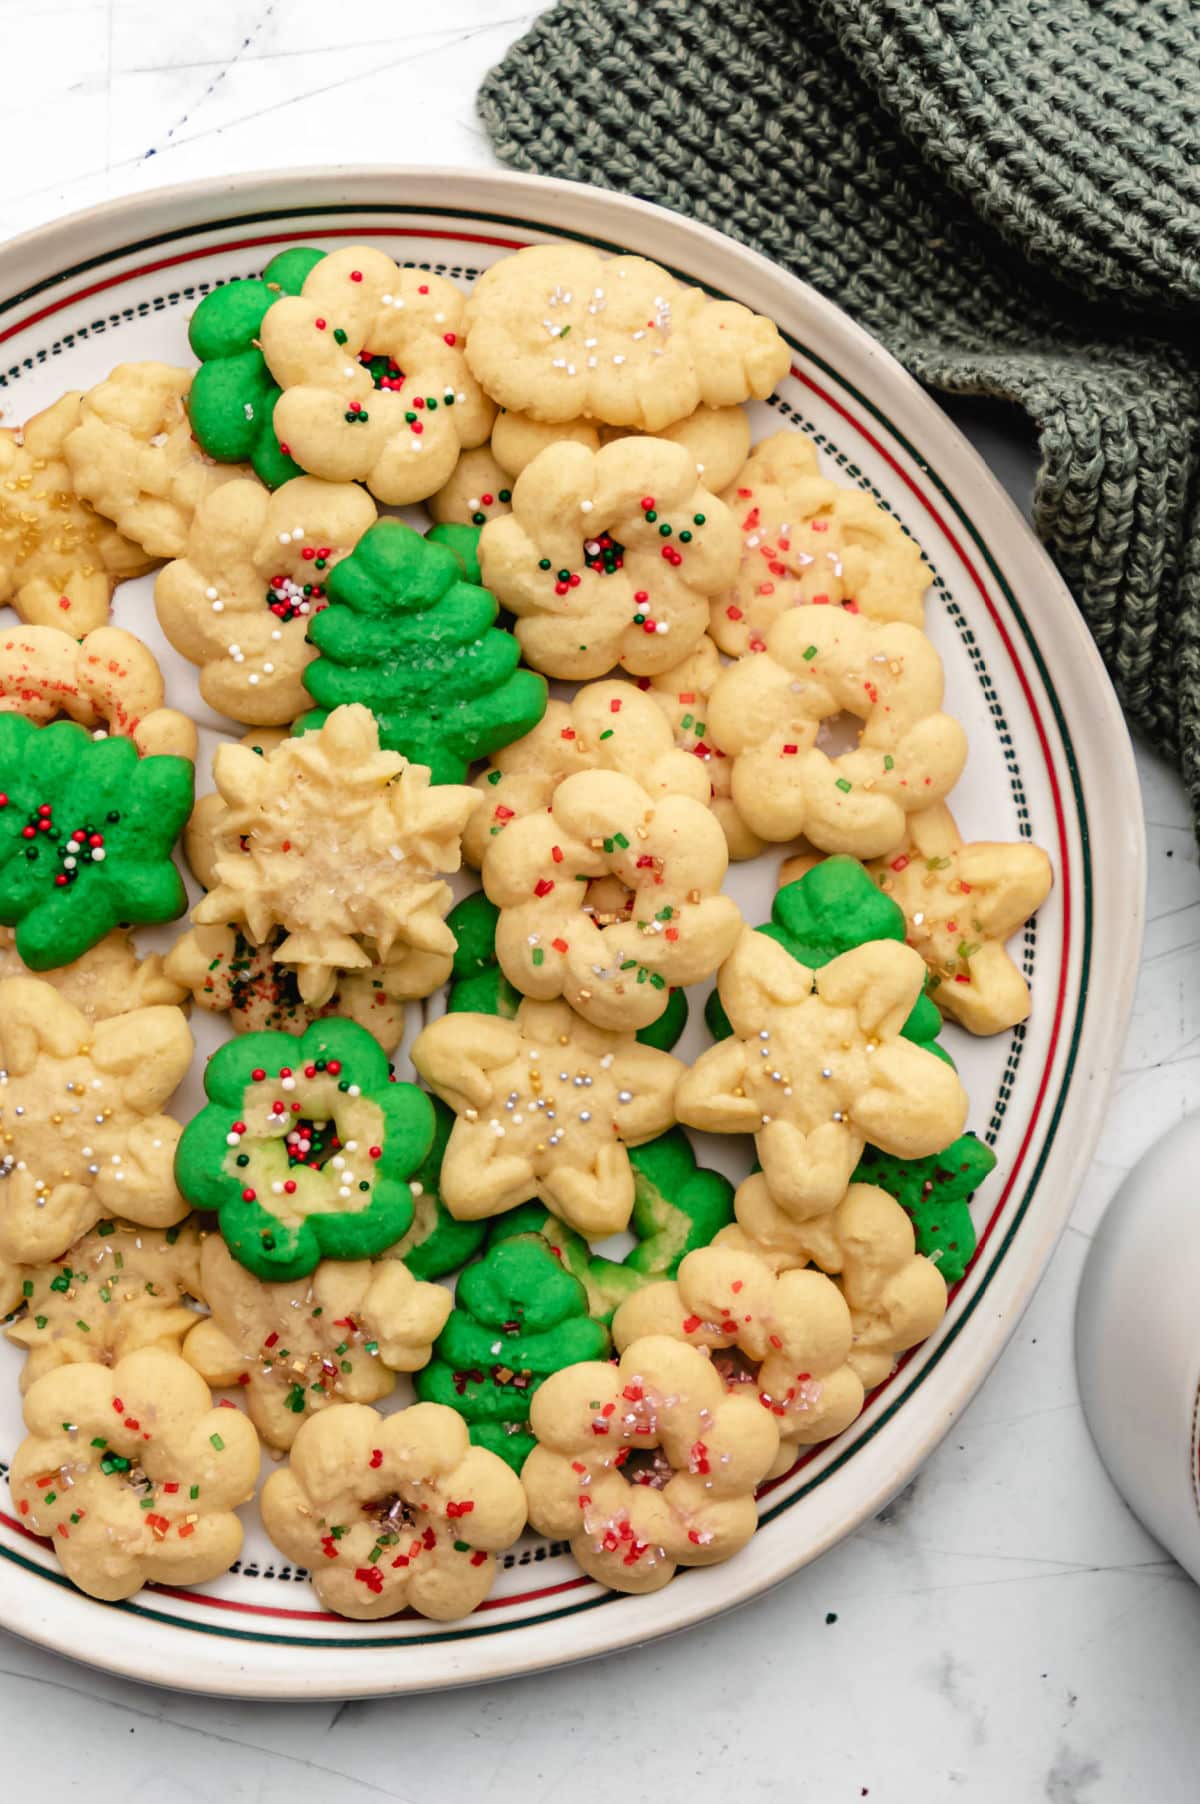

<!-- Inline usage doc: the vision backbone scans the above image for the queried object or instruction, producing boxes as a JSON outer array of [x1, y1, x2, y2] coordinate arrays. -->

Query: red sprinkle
[[369, 1449, 383, 1469]]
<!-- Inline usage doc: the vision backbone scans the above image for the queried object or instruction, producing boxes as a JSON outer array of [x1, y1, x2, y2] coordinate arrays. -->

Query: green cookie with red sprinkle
[[854, 1133, 994, 1285], [176, 1017, 435, 1282], [0, 715, 193, 971], [187, 246, 326, 487]]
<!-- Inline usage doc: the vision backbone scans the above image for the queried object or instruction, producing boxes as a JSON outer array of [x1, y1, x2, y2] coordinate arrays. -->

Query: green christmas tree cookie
[[386, 1096, 488, 1282], [187, 246, 326, 486], [704, 855, 949, 1063], [296, 519, 547, 784], [0, 716, 193, 970], [176, 1017, 435, 1282], [854, 1133, 995, 1285], [444, 888, 690, 1051], [425, 521, 482, 586], [414, 1234, 608, 1471]]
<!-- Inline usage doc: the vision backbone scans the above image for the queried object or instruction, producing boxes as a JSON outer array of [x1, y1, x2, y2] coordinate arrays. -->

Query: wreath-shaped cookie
[[705, 606, 967, 854], [522, 1334, 780, 1594], [258, 247, 495, 505], [9, 1346, 260, 1601], [0, 623, 196, 758], [482, 768, 743, 1032], [176, 1016, 436, 1281], [641, 636, 764, 860], [477, 437, 741, 679], [260, 1399, 527, 1619]]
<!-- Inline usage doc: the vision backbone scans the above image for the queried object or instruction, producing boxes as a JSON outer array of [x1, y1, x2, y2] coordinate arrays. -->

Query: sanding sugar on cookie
[[0, 622, 196, 759]]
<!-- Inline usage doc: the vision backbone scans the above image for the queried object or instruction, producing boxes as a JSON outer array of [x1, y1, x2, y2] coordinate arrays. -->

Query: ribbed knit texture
[[478, 0, 1200, 830]]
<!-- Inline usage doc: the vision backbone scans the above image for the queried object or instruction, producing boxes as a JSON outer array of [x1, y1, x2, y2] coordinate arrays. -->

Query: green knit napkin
[[478, 0, 1200, 831]]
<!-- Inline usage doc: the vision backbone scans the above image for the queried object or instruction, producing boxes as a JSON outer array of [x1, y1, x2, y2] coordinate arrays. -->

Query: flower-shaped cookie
[[716, 1174, 948, 1388], [712, 432, 931, 657], [463, 679, 708, 867], [0, 623, 196, 758], [464, 244, 789, 428], [705, 606, 968, 854], [676, 929, 968, 1219], [482, 768, 742, 1032], [183, 1233, 450, 1450], [154, 474, 376, 725], [612, 1245, 865, 1465], [0, 716, 193, 971], [0, 925, 185, 1019], [258, 247, 495, 505], [260, 1399, 527, 1619], [478, 437, 741, 679], [0, 393, 150, 631], [642, 636, 764, 860], [0, 1218, 205, 1391], [0, 976, 192, 1264], [9, 1346, 259, 1601], [865, 804, 1054, 1034], [411, 997, 684, 1237], [190, 704, 479, 1006], [163, 922, 408, 1053], [428, 445, 514, 528], [62, 362, 247, 559], [490, 403, 751, 491], [854, 1134, 994, 1285], [523, 1334, 779, 1594], [176, 1016, 435, 1281]]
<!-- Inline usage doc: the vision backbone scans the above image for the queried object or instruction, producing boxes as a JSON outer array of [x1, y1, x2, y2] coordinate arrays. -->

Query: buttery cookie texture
[[0, 623, 196, 758]]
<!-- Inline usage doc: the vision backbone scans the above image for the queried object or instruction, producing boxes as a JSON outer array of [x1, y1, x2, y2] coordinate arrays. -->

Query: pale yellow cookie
[[478, 436, 741, 679], [183, 1234, 451, 1451], [154, 474, 376, 726], [675, 928, 968, 1219], [0, 393, 150, 631], [706, 606, 968, 855], [482, 767, 742, 1032], [0, 622, 196, 758], [260, 1399, 527, 1619], [427, 445, 513, 528], [715, 1174, 948, 1390], [863, 804, 1054, 1034], [411, 997, 683, 1237], [463, 245, 789, 428], [642, 636, 764, 860], [0, 977, 193, 1264], [463, 680, 709, 868], [712, 432, 930, 657], [259, 247, 495, 506], [9, 1346, 259, 1601], [491, 403, 751, 492], [0, 925, 186, 1019], [611, 1244, 865, 1469], [62, 362, 247, 559], [522, 1334, 780, 1594], [0, 1217, 205, 1391], [190, 704, 480, 1007]]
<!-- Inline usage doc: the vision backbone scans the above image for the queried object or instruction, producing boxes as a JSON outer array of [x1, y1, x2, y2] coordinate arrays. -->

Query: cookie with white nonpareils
[[482, 768, 742, 1032], [463, 244, 789, 427], [641, 635, 765, 860], [62, 362, 248, 559], [154, 474, 376, 726], [411, 997, 684, 1238], [490, 403, 751, 492], [428, 445, 514, 528], [522, 1334, 780, 1595], [705, 605, 967, 854], [0, 393, 151, 632], [463, 680, 708, 868], [0, 623, 196, 759], [676, 928, 969, 1219], [478, 436, 741, 678], [712, 431, 930, 657], [258, 247, 495, 505]]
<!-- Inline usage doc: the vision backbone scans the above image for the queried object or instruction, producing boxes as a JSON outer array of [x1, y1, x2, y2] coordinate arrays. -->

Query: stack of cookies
[[0, 240, 1052, 1616]]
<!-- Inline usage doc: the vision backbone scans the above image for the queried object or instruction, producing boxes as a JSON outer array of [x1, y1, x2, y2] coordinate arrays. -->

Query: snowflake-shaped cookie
[[463, 244, 789, 428], [0, 623, 196, 758], [676, 928, 968, 1219], [258, 247, 495, 505]]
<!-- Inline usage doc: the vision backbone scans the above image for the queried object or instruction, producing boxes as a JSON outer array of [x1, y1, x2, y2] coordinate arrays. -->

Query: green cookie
[[296, 520, 547, 785], [414, 1235, 609, 1471], [187, 246, 325, 486], [176, 1017, 435, 1282], [854, 1133, 995, 1285], [0, 717, 193, 971], [387, 1096, 488, 1282], [704, 855, 949, 1063], [488, 1202, 644, 1323], [425, 522, 483, 587]]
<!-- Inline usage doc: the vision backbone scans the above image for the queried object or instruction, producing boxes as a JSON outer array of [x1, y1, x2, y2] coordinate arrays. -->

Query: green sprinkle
[[883, 755, 895, 771], [99, 1287, 111, 1303], [364, 1340, 379, 1354], [559, 325, 571, 339], [190, 1484, 200, 1500], [91, 1436, 107, 1449], [21, 1281, 32, 1298], [164, 1225, 181, 1245], [61, 1422, 76, 1434], [114, 1253, 124, 1271], [620, 959, 638, 971], [139, 1497, 155, 1510], [69, 1512, 81, 1525], [644, 509, 657, 523], [803, 645, 818, 661], [210, 1433, 225, 1452], [100, 1454, 131, 1475], [649, 972, 666, 990], [454, 1539, 472, 1553], [34, 1315, 47, 1330], [49, 1271, 71, 1294], [679, 530, 692, 543], [658, 523, 672, 537], [334, 1342, 348, 1356], [333, 328, 347, 345], [656, 906, 673, 921], [44, 1492, 56, 1505], [599, 729, 614, 741], [956, 940, 982, 962], [835, 778, 852, 794], [538, 558, 552, 571], [75, 1319, 90, 1332], [926, 855, 952, 871], [285, 1385, 306, 1414], [531, 948, 545, 967], [614, 832, 629, 849], [340, 1360, 352, 1374], [96, 1221, 115, 1236], [603, 837, 615, 853]]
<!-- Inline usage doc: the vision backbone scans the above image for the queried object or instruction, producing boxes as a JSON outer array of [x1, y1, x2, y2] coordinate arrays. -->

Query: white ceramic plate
[[0, 167, 1143, 1698]]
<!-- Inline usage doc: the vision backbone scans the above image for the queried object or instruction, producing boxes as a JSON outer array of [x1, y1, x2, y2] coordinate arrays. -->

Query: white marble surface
[[1, 4, 1198, 1798]]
